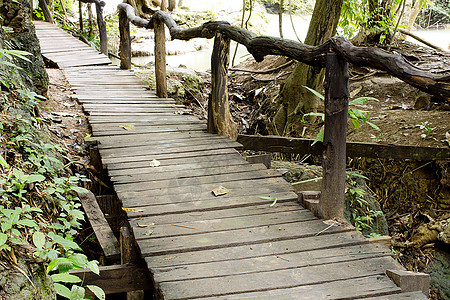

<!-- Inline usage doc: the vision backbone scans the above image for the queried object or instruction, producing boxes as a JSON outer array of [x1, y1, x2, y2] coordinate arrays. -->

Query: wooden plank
[[78, 191, 120, 260], [91, 124, 207, 136], [89, 116, 199, 125], [98, 140, 240, 158], [146, 230, 371, 268], [365, 291, 428, 299], [98, 136, 238, 157], [202, 275, 401, 299], [137, 219, 353, 256], [104, 148, 239, 169], [121, 191, 298, 218], [96, 131, 216, 148], [111, 164, 270, 184], [114, 168, 281, 192], [132, 206, 311, 240], [108, 157, 248, 177], [157, 256, 401, 299], [237, 134, 450, 161], [128, 196, 299, 224], [69, 264, 153, 295], [151, 243, 393, 282], [116, 177, 294, 205]]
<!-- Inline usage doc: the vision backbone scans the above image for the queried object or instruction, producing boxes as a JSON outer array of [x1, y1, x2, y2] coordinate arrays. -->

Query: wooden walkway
[[34, 21, 427, 299]]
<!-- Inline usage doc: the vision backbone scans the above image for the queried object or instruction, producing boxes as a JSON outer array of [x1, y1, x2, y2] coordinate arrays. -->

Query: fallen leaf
[[119, 124, 135, 130], [122, 207, 144, 212], [149, 159, 161, 167], [143, 230, 154, 236], [212, 186, 229, 197], [137, 222, 155, 227]]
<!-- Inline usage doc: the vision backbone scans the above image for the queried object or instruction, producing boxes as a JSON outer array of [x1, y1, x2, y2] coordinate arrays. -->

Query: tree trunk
[[126, 0, 155, 18], [38, 0, 54, 23], [88, 3, 93, 36], [278, 0, 284, 38], [168, 0, 176, 11], [178, 0, 183, 6], [274, 0, 343, 135], [208, 33, 238, 140]]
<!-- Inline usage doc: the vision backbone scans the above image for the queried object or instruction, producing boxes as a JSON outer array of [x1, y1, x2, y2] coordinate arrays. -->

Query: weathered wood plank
[[103, 148, 239, 168], [111, 163, 270, 184], [146, 230, 371, 268], [132, 205, 308, 240], [117, 177, 293, 205], [202, 275, 401, 299], [115, 168, 281, 192], [151, 243, 393, 283], [138, 219, 353, 256], [122, 191, 298, 218], [108, 157, 247, 177], [98, 136, 239, 157], [157, 256, 401, 299], [365, 291, 428, 299], [91, 124, 207, 136], [78, 191, 120, 260]]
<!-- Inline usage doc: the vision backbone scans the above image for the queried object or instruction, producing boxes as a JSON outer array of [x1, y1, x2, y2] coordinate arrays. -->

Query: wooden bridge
[[34, 21, 429, 299]]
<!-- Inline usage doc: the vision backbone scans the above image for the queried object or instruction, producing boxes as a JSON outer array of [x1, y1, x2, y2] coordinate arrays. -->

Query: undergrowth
[[1, 39, 104, 299]]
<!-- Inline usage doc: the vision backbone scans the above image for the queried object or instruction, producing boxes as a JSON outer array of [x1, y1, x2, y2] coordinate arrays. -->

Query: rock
[[0, 0, 48, 95]]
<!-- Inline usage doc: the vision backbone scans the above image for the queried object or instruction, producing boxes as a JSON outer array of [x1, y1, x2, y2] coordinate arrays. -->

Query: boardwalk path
[[34, 21, 425, 299]]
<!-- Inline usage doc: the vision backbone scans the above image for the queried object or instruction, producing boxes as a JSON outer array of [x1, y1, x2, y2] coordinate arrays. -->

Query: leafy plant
[[417, 121, 434, 136], [302, 86, 380, 145]]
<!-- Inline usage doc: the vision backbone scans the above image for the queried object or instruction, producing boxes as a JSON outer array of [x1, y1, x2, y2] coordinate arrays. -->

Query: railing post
[[38, 0, 54, 23], [119, 9, 132, 70], [94, 1, 108, 55], [78, 0, 83, 31], [320, 52, 349, 220], [153, 14, 168, 98], [208, 32, 237, 140]]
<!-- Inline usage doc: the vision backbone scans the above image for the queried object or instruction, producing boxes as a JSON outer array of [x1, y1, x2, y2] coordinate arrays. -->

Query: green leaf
[[70, 285, 85, 300], [0, 156, 8, 169], [71, 186, 89, 194], [0, 232, 7, 246], [86, 261, 99, 275], [367, 121, 380, 131], [54, 283, 71, 299], [302, 86, 324, 100], [87, 285, 105, 300], [351, 119, 360, 129], [46, 257, 73, 274], [17, 219, 37, 227], [51, 273, 82, 284], [257, 196, 278, 207], [25, 174, 46, 183], [311, 129, 324, 146], [49, 232, 82, 251], [32, 231, 46, 249], [349, 97, 379, 105]]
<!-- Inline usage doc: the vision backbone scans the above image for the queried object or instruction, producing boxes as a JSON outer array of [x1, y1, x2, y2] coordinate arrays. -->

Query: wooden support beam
[[39, 0, 54, 23], [208, 32, 237, 140], [154, 17, 168, 98], [321, 52, 349, 220], [94, 1, 108, 55], [236, 135, 450, 161], [69, 264, 153, 296], [78, 191, 120, 261], [119, 9, 132, 70], [78, 0, 83, 31], [121, 227, 145, 299]]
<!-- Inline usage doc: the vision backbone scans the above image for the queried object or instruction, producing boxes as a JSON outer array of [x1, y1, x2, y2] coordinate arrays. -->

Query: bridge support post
[[119, 9, 132, 70], [94, 1, 108, 55], [320, 52, 349, 220], [154, 16, 168, 98], [208, 32, 237, 140], [120, 227, 145, 300]]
